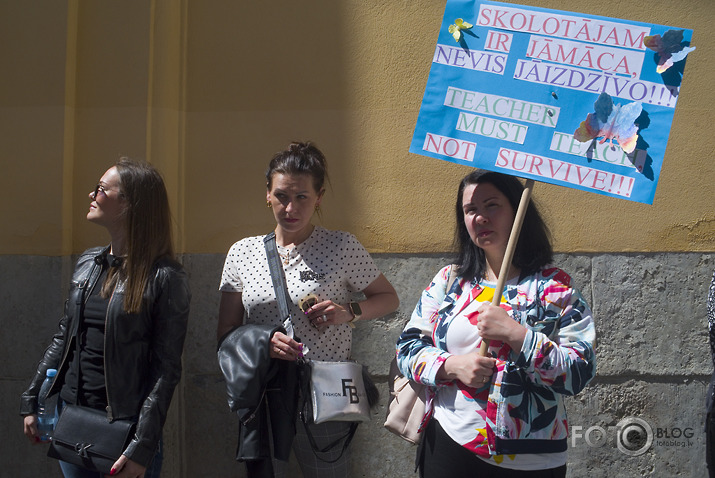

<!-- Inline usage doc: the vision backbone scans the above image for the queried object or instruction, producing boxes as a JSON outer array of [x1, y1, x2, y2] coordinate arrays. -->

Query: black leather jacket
[[217, 324, 299, 476], [20, 246, 191, 467]]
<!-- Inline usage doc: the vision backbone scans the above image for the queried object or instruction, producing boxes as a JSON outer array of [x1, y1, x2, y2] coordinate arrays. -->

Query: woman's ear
[[316, 188, 326, 205]]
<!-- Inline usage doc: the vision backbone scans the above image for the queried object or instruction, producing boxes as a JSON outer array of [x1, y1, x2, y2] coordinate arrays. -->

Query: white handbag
[[306, 360, 371, 424]]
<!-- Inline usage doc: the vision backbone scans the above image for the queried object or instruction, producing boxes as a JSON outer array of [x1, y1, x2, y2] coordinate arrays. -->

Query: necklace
[[278, 247, 292, 265]]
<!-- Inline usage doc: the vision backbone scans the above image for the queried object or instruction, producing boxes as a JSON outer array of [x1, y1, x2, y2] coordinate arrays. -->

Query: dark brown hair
[[101, 158, 174, 313], [454, 170, 552, 282], [265, 141, 329, 192]]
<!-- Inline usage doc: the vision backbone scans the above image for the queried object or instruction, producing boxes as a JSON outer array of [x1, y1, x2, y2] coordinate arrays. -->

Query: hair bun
[[266, 141, 329, 191], [288, 142, 305, 154]]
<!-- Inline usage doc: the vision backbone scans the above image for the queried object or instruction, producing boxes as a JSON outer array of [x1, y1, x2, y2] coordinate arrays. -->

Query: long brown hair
[[101, 158, 174, 313]]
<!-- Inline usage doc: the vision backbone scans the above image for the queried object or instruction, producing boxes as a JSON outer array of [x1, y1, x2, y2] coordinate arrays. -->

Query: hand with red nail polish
[[106, 454, 146, 477], [22, 414, 42, 445]]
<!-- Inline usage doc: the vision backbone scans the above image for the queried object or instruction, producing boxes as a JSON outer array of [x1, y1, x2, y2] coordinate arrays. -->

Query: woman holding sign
[[396, 170, 596, 477]]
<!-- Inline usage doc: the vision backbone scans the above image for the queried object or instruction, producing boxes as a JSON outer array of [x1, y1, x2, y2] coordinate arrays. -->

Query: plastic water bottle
[[37, 368, 57, 442]]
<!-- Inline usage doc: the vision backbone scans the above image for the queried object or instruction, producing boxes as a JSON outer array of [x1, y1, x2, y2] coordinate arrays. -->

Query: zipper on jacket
[[64, 253, 107, 416], [104, 285, 117, 421], [84, 264, 102, 306], [76, 280, 87, 306], [49, 257, 102, 396], [241, 387, 268, 426]]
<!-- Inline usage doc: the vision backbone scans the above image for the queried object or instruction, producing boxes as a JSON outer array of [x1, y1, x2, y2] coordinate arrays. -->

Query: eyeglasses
[[92, 183, 122, 200]]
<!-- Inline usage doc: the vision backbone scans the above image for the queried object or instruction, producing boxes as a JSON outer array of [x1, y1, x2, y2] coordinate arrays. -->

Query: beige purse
[[384, 358, 427, 444], [384, 265, 457, 444]]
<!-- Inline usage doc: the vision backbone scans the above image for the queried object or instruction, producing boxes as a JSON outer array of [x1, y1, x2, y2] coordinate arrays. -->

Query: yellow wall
[[1, 0, 713, 255]]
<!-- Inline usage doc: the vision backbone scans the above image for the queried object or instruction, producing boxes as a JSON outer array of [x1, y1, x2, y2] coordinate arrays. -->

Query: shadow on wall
[[184, 1, 354, 252]]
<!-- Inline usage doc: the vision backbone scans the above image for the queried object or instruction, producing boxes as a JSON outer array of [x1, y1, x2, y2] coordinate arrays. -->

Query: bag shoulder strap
[[391, 264, 457, 385], [263, 232, 291, 323], [302, 420, 359, 463], [446, 264, 457, 295]]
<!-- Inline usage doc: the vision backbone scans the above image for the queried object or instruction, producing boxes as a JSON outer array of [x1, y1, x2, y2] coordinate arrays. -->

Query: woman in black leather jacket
[[21, 159, 191, 478]]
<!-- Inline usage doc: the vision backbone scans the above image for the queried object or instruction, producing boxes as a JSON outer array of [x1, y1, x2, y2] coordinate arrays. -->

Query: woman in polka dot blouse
[[218, 141, 399, 477]]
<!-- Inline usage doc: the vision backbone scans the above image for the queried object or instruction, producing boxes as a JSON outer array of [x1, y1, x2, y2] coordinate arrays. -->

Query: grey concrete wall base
[[3, 252, 713, 477]]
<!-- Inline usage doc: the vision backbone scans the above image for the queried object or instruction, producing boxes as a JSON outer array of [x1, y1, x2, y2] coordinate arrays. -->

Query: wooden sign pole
[[478, 179, 535, 357]]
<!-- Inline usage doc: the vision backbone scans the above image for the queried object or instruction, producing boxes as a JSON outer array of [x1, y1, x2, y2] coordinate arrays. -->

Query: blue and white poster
[[410, 0, 695, 204]]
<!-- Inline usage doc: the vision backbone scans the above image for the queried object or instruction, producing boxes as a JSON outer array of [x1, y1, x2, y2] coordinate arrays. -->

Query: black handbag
[[48, 404, 135, 474]]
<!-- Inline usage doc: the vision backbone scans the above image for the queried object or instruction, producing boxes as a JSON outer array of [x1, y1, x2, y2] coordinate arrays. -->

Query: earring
[[315, 204, 321, 213], [267, 201, 272, 208]]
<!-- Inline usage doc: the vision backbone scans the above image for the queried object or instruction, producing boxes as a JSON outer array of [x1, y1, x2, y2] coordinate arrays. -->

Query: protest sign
[[410, 0, 695, 204]]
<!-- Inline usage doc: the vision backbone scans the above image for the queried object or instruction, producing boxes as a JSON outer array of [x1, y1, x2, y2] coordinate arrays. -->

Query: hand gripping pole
[[478, 179, 535, 357]]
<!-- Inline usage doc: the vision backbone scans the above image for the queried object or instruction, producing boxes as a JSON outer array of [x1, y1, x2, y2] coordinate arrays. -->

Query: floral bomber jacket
[[396, 265, 596, 456]]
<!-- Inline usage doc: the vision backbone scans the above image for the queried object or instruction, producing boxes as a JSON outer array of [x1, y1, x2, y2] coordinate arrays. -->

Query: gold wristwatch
[[347, 301, 362, 328]]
